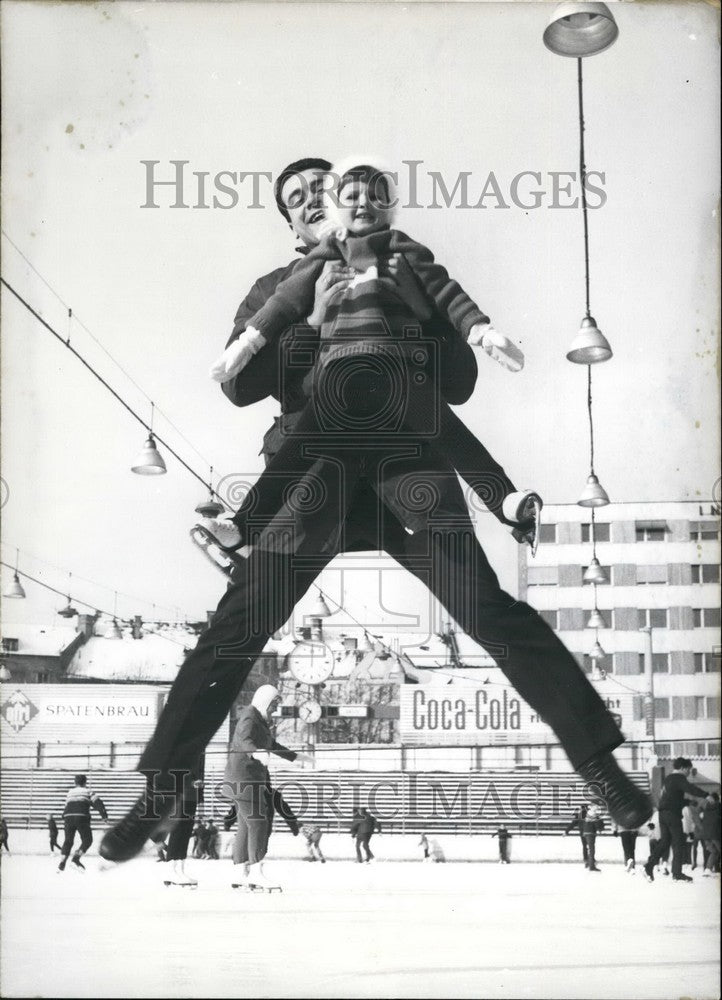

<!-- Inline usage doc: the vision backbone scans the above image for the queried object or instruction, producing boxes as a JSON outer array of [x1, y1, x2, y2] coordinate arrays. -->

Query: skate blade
[[232, 883, 282, 893], [189, 525, 247, 578], [163, 880, 198, 889]]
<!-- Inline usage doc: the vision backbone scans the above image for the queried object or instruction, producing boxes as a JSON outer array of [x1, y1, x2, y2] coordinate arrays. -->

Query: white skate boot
[[246, 861, 282, 893], [231, 862, 250, 890], [163, 859, 198, 889]]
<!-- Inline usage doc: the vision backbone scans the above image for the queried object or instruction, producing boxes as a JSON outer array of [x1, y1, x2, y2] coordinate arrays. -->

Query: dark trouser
[[232, 781, 274, 865], [583, 833, 597, 868], [61, 818, 92, 858], [0, 834, 9, 853], [648, 810, 686, 877], [579, 834, 589, 863], [620, 831, 637, 864], [137, 487, 622, 809], [356, 834, 374, 862], [231, 363, 520, 538], [704, 839, 721, 871], [49, 833, 59, 852], [498, 840, 509, 862]]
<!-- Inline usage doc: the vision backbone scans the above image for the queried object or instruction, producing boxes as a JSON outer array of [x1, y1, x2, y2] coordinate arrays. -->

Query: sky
[[1, 0, 719, 633]]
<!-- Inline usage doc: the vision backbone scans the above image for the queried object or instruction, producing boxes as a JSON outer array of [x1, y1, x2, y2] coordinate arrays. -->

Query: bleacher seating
[[1, 766, 650, 834]]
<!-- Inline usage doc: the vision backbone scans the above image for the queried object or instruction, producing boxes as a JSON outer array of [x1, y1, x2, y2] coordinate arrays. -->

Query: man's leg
[[355, 838, 363, 863], [58, 820, 76, 871], [100, 546, 329, 863], [391, 525, 651, 827], [665, 812, 687, 878], [580, 834, 589, 865]]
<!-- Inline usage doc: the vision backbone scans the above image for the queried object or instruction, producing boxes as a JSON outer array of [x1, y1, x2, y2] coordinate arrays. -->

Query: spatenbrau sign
[[399, 682, 631, 745]]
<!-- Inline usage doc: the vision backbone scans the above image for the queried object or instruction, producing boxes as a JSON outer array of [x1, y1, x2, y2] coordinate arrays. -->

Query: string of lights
[[0, 275, 225, 504]]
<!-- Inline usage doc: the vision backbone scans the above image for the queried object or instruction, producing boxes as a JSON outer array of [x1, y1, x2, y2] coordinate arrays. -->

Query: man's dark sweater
[[658, 773, 707, 816]]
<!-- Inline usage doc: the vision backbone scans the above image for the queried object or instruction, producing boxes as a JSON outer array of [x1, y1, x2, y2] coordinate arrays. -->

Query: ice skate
[[231, 862, 251, 890], [245, 862, 282, 893], [189, 523, 252, 579], [576, 752, 653, 830], [643, 861, 655, 882], [163, 861, 198, 889], [99, 789, 176, 865], [626, 859, 635, 874], [504, 490, 543, 557], [71, 853, 86, 872], [57, 858, 67, 873]]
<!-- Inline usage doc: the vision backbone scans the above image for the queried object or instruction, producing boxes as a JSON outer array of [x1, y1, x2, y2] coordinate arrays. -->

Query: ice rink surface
[[1, 844, 720, 999]]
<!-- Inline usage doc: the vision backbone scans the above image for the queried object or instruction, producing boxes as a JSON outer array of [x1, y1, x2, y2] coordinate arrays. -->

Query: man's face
[[281, 168, 328, 247]]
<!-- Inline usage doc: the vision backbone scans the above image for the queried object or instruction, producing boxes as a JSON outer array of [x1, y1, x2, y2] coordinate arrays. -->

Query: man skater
[[351, 808, 380, 863], [301, 823, 326, 862], [492, 825, 512, 864], [48, 814, 59, 853], [644, 758, 708, 883], [58, 775, 107, 872], [100, 156, 652, 865]]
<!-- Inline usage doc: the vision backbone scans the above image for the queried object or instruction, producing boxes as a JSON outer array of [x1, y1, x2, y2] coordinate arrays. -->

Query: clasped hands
[[210, 255, 525, 382]]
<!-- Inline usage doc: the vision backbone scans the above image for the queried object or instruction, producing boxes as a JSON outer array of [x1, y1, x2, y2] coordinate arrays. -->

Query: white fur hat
[[324, 154, 398, 230], [251, 684, 280, 716]]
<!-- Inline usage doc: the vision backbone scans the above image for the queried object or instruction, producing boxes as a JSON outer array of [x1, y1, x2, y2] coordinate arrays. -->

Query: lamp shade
[[566, 317, 613, 365], [4, 572, 26, 599], [131, 434, 167, 475], [58, 600, 78, 618], [590, 661, 607, 682], [543, 2, 619, 58], [195, 494, 225, 518], [310, 593, 332, 618], [577, 473, 610, 508], [587, 607, 607, 629], [590, 639, 606, 659], [583, 557, 608, 585]]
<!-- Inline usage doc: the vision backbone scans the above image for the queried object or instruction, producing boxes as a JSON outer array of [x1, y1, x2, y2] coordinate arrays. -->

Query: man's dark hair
[[672, 756, 691, 770], [274, 157, 332, 222], [74, 774, 87, 786]]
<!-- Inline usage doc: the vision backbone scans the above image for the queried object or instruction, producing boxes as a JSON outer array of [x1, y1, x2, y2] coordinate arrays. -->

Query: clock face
[[286, 641, 334, 685], [298, 699, 322, 725]]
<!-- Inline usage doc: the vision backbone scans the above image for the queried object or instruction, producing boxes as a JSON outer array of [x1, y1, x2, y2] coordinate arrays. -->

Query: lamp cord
[[577, 57, 591, 318]]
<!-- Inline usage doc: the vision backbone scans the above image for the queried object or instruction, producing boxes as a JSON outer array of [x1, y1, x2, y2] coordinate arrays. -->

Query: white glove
[[209, 327, 267, 383], [294, 751, 316, 768], [469, 323, 524, 373]]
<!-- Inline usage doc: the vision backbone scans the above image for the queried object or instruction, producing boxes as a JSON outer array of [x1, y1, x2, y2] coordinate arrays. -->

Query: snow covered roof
[[0, 625, 79, 657], [67, 629, 192, 682]]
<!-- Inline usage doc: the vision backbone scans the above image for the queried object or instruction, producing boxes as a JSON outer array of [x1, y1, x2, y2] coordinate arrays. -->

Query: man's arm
[[221, 266, 299, 408], [421, 311, 479, 406]]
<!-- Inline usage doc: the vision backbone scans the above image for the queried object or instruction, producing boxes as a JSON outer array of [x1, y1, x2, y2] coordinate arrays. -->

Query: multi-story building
[[520, 501, 721, 774]]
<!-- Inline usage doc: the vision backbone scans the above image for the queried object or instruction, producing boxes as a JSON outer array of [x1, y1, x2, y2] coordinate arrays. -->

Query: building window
[[693, 652, 720, 673], [655, 743, 671, 757], [636, 565, 668, 585], [639, 608, 667, 629], [690, 521, 720, 542], [539, 609, 559, 630], [691, 564, 721, 584], [654, 697, 670, 719], [0, 637, 19, 653], [648, 653, 670, 673], [635, 521, 668, 542], [581, 523, 610, 543], [693, 608, 722, 628], [706, 697, 721, 720], [539, 523, 557, 544], [527, 566, 559, 586]]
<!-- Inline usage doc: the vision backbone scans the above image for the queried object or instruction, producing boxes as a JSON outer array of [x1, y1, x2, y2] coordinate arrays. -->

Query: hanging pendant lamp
[[131, 403, 167, 475], [3, 549, 26, 599], [543, 2, 618, 58], [566, 316, 613, 365], [583, 556, 608, 584], [590, 637, 606, 659], [578, 473, 610, 507], [195, 466, 224, 517], [310, 592, 332, 618], [587, 607, 607, 630], [57, 573, 78, 618]]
